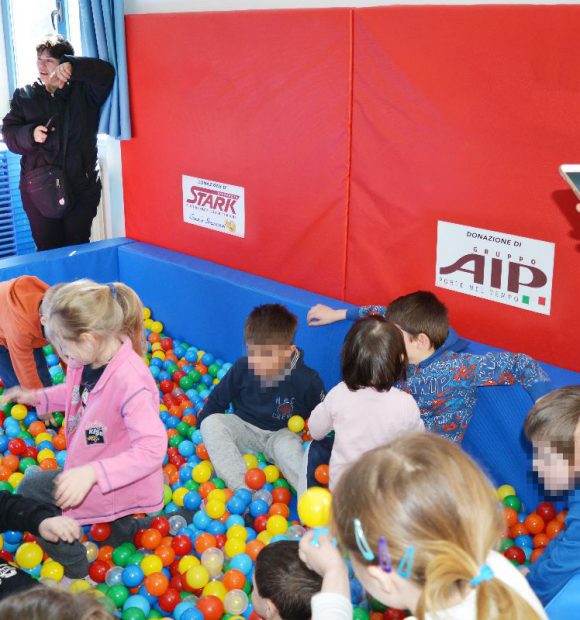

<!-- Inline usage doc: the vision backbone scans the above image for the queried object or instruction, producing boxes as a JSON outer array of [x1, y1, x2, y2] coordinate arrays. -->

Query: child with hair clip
[[299, 433, 547, 620], [307, 316, 423, 489], [0, 279, 166, 579]]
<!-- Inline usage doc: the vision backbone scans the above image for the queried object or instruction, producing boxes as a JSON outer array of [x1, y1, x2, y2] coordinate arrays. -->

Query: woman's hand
[[0, 386, 37, 407], [307, 305, 347, 327], [50, 62, 72, 89], [33, 126, 48, 143], [38, 515, 82, 543], [54, 465, 97, 510]]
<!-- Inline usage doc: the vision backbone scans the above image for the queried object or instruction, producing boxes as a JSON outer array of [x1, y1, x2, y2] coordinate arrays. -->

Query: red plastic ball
[[8, 439, 26, 456], [245, 468, 267, 490], [171, 534, 193, 556], [88, 559, 110, 583], [89, 522, 111, 543], [133, 528, 146, 548], [271, 487, 291, 505], [196, 595, 224, 620], [384, 609, 408, 620], [150, 516, 170, 537], [254, 514, 269, 533], [23, 446, 38, 460], [536, 502, 557, 523], [215, 534, 227, 550], [314, 464, 330, 485], [170, 573, 183, 592], [160, 337, 173, 351], [160, 379, 174, 394], [158, 587, 181, 613], [503, 545, 526, 565]]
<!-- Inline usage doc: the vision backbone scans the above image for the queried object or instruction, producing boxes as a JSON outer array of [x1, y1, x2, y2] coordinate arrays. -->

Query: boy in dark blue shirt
[[198, 304, 325, 492], [524, 386, 580, 606]]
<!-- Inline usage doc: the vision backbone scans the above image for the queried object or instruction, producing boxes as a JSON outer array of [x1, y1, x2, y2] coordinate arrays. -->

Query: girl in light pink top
[[308, 316, 423, 489]]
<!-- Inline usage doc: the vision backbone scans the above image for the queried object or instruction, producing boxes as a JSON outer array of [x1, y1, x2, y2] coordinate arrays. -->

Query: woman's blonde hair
[[43, 279, 145, 357], [333, 433, 543, 620], [0, 587, 114, 620]]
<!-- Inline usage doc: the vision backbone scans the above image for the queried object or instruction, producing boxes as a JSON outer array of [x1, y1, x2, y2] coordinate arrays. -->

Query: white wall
[[126, 0, 579, 12]]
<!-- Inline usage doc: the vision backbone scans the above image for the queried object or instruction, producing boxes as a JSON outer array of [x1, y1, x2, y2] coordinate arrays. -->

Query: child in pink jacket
[[308, 316, 423, 490], [2, 280, 166, 578]]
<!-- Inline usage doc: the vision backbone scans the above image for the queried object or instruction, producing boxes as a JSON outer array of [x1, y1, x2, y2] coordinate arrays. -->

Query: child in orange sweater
[[0, 276, 52, 390]]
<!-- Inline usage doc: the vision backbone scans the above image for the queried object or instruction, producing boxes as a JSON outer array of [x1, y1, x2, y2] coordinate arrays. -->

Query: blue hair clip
[[107, 282, 117, 299], [353, 518, 375, 561], [378, 536, 392, 573], [397, 545, 415, 579], [470, 564, 494, 587]]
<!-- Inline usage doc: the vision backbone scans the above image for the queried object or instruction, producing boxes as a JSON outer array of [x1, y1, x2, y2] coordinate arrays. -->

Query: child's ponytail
[[111, 282, 145, 357]]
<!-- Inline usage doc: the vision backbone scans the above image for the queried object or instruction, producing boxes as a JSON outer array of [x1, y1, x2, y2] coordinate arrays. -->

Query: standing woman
[[2, 34, 115, 251]]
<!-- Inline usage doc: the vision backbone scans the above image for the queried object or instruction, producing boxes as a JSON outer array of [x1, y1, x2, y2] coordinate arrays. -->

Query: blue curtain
[[79, 0, 131, 140]]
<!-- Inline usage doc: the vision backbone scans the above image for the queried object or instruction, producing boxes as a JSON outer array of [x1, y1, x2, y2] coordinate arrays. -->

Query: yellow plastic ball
[[10, 404, 28, 421], [224, 538, 246, 559], [227, 524, 248, 541], [172, 487, 189, 508], [37, 449, 56, 463], [197, 351, 205, 361], [0, 534, 4, 548], [185, 564, 210, 590], [35, 432, 53, 446], [15, 542, 43, 569], [150, 321, 164, 334], [151, 342, 163, 352], [243, 454, 258, 470], [288, 415, 305, 433], [143, 307, 152, 320], [192, 462, 213, 483], [141, 554, 163, 576], [159, 404, 168, 412], [257, 531, 272, 545], [152, 351, 166, 361], [203, 580, 227, 602], [178, 555, 200, 574], [266, 515, 288, 536], [205, 499, 226, 520], [497, 484, 517, 501], [68, 579, 92, 593], [40, 559, 64, 582], [8, 472, 24, 489], [207, 489, 227, 504], [263, 465, 280, 483], [143, 318, 154, 330], [298, 487, 332, 528]]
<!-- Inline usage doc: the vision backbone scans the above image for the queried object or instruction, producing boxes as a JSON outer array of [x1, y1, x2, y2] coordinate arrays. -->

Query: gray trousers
[[18, 470, 156, 578], [200, 414, 305, 491]]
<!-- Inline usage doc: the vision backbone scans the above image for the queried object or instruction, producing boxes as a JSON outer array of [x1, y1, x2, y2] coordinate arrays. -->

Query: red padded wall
[[122, 10, 351, 299], [122, 7, 580, 371], [346, 6, 580, 370]]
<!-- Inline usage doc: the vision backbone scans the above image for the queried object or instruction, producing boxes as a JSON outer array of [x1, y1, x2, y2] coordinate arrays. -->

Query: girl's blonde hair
[[333, 433, 543, 620], [0, 587, 114, 620], [42, 279, 145, 357]]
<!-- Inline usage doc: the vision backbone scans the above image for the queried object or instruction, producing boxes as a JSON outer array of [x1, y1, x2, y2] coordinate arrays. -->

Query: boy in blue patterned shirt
[[308, 291, 552, 443]]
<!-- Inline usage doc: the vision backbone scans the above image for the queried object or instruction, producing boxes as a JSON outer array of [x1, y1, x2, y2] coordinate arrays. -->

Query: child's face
[[251, 575, 280, 620], [397, 328, 432, 365], [532, 440, 578, 492], [247, 343, 295, 381]]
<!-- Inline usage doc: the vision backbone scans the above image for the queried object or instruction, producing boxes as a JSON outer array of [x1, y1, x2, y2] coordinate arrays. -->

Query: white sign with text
[[436, 221, 555, 315], [182, 175, 245, 238]]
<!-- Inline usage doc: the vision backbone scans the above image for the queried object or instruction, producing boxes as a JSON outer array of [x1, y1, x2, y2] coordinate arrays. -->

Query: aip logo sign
[[436, 221, 555, 315]]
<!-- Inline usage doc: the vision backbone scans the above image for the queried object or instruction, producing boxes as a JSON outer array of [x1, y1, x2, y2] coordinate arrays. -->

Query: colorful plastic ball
[[201, 547, 225, 576], [504, 546, 526, 565], [287, 415, 305, 433], [514, 534, 533, 549], [68, 579, 92, 593], [229, 553, 253, 576], [10, 404, 28, 421], [524, 513, 546, 535], [314, 464, 330, 486], [253, 489, 273, 506], [122, 564, 145, 587], [536, 502, 557, 523], [196, 595, 224, 620], [502, 495, 522, 512], [123, 594, 151, 617], [298, 487, 332, 528], [107, 583, 130, 607], [249, 499, 269, 518], [224, 589, 249, 614], [185, 564, 210, 589], [206, 499, 226, 519], [105, 565, 124, 586], [90, 522, 112, 543], [546, 519, 564, 539], [15, 542, 43, 569], [89, 559, 110, 583], [242, 454, 259, 470], [203, 579, 228, 602], [40, 559, 64, 582], [144, 571, 169, 596], [497, 484, 516, 501], [245, 468, 266, 490], [141, 554, 163, 576], [224, 538, 246, 559], [193, 462, 213, 483], [262, 465, 279, 483], [171, 533, 193, 556], [266, 515, 288, 536]]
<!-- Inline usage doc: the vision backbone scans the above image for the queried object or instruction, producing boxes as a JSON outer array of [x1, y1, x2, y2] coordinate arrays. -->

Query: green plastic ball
[[107, 584, 130, 607], [112, 545, 133, 567], [499, 537, 515, 552], [122, 608, 146, 620], [502, 495, 522, 512], [352, 609, 370, 620]]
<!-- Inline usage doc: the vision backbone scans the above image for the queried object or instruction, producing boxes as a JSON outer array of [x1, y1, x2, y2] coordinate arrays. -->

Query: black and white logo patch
[[85, 423, 106, 445]]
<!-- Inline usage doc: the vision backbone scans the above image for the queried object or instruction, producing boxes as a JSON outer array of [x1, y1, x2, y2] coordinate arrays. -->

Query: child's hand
[[54, 465, 97, 510], [299, 529, 345, 577], [0, 386, 37, 407], [38, 515, 82, 543], [307, 304, 346, 327]]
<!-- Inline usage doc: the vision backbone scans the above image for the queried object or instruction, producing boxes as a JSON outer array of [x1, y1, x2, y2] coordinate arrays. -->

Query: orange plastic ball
[[0, 466, 12, 481], [314, 464, 330, 485], [510, 523, 529, 537], [98, 545, 114, 563], [195, 533, 217, 555], [40, 458, 58, 471], [198, 481, 217, 499], [155, 545, 176, 566], [546, 519, 564, 540], [196, 443, 209, 460], [503, 508, 518, 527], [141, 528, 163, 550], [28, 421, 46, 437], [222, 569, 246, 591], [144, 572, 169, 596], [53, 434, 66, 451], [3, 455, 19, 472], [524, 513, 546, 535], [556, 510, 568, 523], [531, 548, 545, 563], [533, 533, 549, 549], [271, 487, 291, 505], [269, 503, 290, 519], [245, 468, 267, 490], [246, 539, 265, 561]]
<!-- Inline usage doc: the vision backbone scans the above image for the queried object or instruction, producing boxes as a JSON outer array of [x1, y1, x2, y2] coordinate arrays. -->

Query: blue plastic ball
[[122, 564, 144, 588]]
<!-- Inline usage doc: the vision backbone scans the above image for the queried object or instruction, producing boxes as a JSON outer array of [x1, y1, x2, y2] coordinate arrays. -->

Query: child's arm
[[196, 361, 239, 426], [55, 388, 166, 509], [303, 374, 326, 418], [0, 385, 63, 426], [448, 351, 553, 401], [0, 491, 81, 543], [307, 304, 388, 326], [308, 392, 334, 441], [6, 340, 45, 390], [299, 530, 353, 620]]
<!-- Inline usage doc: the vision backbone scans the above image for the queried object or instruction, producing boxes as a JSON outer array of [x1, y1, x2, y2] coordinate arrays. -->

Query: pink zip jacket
[[34, 339, 166, 525]]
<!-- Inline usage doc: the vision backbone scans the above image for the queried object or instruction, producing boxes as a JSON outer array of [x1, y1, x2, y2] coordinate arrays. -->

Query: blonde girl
[[299, 433, 547, 620], [2, 280, 166, 578]]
